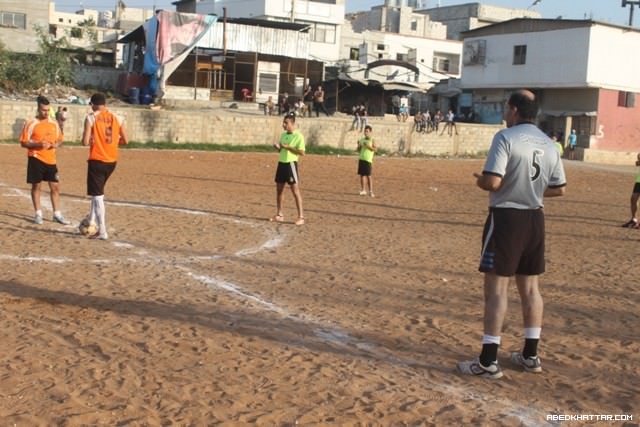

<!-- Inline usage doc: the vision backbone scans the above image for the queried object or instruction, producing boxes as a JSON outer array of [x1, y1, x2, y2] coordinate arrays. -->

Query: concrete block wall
[[73, 65, 122, 92], [1, 99, 502, 156], [581, 148, 638, 166]]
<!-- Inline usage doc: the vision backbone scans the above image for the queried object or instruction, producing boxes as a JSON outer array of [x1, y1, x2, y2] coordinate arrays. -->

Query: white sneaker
[[369, 192, 375, 198], [359, 190, 367, 196], [89, 231, 109, 240], [510, 352, 542, 373], [34, 214, 43, 225], [53, 214, 70, 225], [457, 358, 503, 379]]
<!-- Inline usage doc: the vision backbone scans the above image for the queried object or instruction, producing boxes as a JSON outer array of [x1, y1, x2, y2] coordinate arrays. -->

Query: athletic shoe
[[294, 217, 305, 226], [621, 219, 638, 228], [369, 192, 375, 198], [457, 358, 503, 379], [510, 351, 542, 373], [89, 231, 109, 240], [269, 214, 284, 223], [34, 214, 43, 225], [53, 214, 70, 225], [359, 190, 367, 196]]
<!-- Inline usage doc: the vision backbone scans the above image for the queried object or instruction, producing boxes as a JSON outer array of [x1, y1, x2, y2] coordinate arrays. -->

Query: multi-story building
[[419, 2, 540, 40], [0, 0, 50, 53], [48, 3, 153, 67], [461, 18, 640, 155], [173, 0, 345, 65]]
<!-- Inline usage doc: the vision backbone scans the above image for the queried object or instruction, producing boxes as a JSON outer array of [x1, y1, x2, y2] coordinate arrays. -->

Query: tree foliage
[[0, 25, 74, 91]]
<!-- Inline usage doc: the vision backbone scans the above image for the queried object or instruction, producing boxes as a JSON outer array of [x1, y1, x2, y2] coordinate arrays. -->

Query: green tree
[[0, 25, 73, 90]]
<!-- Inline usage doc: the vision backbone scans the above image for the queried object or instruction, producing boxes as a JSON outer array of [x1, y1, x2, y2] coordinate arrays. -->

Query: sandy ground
[[0, 143, 638, 426]]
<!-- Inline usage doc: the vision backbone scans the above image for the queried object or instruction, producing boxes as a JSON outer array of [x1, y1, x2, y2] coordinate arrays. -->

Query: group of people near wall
[[412, 109, 459, 136], [263, 85, 330, 118]]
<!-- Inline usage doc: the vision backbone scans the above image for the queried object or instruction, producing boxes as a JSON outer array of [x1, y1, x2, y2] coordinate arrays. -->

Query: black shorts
[[27, 156, 58, 184], [569, 145, 576, 151], [479, 208, 545, 276], [633, 182, 640, 193], [87, 160, 116, 196], [358, 160, 372, 176], [275, 161, 299, 184]]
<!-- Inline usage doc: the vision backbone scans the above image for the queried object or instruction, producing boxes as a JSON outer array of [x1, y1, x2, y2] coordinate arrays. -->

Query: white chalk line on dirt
[[1, 181, 543, 425]]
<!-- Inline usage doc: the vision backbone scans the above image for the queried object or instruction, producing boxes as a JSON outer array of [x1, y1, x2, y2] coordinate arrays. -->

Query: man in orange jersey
[[81, 93, 128, 240], [20, 96, 70, 225]]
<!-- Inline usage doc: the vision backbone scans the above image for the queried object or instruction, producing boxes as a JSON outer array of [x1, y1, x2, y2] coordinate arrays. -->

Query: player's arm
[[283, 145, 305, 156], [473, 172, 502, 192], [20, 136, 51, 150], [118, 123, 129, 145], [52, 124, 64, 149], [81, 117, 92, 146], [544, 185, 566, 197]]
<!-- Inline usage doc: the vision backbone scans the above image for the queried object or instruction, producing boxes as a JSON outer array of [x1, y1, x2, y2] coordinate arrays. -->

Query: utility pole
[[622, 0, 640, 26]]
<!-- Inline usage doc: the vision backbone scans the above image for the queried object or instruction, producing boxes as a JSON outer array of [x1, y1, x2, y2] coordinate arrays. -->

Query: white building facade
[[341, 25, 462, 84], [182, 0, 345, 65], [461, 19, 640, 153]]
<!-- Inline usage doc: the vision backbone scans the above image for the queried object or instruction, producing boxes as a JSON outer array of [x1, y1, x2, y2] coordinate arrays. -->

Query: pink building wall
[[593, 89, 640, 152]]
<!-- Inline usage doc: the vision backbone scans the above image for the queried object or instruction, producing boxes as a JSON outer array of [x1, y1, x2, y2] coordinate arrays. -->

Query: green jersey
[[358, 136, 375, 163], [278, 130, 305, 163], [635, 167, 640, 184]]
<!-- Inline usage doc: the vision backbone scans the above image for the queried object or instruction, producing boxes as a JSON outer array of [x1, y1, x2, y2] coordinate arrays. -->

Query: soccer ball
[[78, 218, 97, 236]]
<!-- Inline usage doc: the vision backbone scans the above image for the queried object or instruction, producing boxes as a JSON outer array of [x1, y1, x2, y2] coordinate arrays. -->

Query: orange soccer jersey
[[87, 109, 124, 163], [19, 118, 63, 165]]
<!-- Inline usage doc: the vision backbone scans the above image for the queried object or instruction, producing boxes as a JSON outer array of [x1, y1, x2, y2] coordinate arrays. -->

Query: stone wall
[[73, 65, 122, 92], [0, 99, 501, 156]]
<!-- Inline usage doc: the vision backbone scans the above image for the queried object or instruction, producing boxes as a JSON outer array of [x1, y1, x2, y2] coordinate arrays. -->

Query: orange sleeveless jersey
[[19, 118, 63, 166], [87, 109, 124, 163]]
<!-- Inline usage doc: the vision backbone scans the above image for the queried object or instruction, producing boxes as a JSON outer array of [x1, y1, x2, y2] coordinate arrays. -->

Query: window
[[411, 20, 417, 31], [377, 44, 386, 51], [432, 52, 459, 74], [618, 91, 636, 108], [349, 48, 359, 61], [396, 53, 408, 62], [513, 45, 527, 65], [308, 22, 336, 44], [0, 11, 26, 29], [258, 73, 278, 93]]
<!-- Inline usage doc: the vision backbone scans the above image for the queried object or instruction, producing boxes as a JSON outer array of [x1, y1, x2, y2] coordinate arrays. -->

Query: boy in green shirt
[[270, 113, 306, 225], [357, 125, 377, 197], [622, 152, 640, 228]]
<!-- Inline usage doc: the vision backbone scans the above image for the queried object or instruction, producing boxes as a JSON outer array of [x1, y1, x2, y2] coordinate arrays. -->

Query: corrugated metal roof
[[196, 21, 309, 58]]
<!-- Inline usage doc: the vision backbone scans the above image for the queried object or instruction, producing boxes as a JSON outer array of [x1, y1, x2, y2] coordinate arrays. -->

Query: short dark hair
[[508, 90, 538, 121], [36, 95, 50, 106], [90, 93, 106, 106], [283, 112, 296, 123], [364, 125, 372, 132]]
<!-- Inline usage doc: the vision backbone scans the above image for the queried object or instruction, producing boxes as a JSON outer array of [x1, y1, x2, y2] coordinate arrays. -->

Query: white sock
[[95, 195, 106, 235], [54, 210, 62, 217], [89, 197, 97, 224], [524, 327, 541, 339], [482, 334, 501, 345], [35, 209, 42, 217]]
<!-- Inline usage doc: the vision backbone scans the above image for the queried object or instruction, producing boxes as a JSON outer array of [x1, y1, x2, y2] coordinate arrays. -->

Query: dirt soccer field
[[0, 144, 637, 425]]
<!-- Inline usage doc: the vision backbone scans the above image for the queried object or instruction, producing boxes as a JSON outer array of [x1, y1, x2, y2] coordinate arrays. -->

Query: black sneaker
[[622, 219, 638, 228]]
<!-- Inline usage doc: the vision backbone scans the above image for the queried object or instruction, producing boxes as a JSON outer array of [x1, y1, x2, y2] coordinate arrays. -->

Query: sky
[[54, 0, 638, 28]]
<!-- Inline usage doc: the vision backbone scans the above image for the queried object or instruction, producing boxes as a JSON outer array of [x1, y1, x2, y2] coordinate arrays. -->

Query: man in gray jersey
[[458, 90, 566, 379]]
